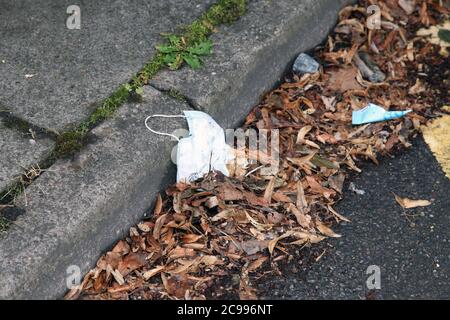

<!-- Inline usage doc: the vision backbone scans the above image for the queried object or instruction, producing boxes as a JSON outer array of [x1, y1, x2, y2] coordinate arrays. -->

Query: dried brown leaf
[[316, 221, 341, 238], [394, 194, 431, 209], [327, 67, 363, 92], [153, 213, 167, 240]]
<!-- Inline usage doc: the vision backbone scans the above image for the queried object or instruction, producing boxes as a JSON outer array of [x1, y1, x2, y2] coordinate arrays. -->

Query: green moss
[[137, 53, 166, 86], [205, 0, 247, 25], [87, 85, 130, 128], [2, 115, 30, 132], [168, 89, 188, 102], [52, 84, 131, 158], [0, 216, 9, 233], [184, 0, 247, 44], [53, 130, 86, 158]]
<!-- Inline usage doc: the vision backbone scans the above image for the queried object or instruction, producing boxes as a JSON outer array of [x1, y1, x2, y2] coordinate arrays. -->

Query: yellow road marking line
[[421, 106, 450, 179]]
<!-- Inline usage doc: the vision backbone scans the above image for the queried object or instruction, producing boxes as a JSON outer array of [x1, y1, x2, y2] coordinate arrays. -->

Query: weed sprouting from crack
[[156, 36, 213, 70], [155, 0, 247, 71]]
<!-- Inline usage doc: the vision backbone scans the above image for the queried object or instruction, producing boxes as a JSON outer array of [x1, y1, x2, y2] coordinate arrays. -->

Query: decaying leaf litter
[[67, 0, 449, 300]]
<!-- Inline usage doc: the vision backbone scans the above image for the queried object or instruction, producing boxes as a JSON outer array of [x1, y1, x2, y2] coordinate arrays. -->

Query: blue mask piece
[[352, 103, 411, 125]]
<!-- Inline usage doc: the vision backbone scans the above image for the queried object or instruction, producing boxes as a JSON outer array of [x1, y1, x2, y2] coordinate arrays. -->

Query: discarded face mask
[[145, 111, 234, 183], [352, 103, 412, 125]]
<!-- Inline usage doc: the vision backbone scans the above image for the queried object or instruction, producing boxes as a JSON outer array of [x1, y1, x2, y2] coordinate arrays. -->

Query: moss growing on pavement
[[167, 89, 188, 102], [185, 0, 247, 43], [0, 216, 9, 233], [53, 84, 132, 157], [49, 0, 248, 159], [205, 0, 247, 25], [85, 84, 131, 129], [1, 114, 30, 133], [53, 130, 86, 158]]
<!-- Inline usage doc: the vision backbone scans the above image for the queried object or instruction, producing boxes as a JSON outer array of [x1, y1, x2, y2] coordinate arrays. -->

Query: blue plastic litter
[[352, 103, 411, 125]]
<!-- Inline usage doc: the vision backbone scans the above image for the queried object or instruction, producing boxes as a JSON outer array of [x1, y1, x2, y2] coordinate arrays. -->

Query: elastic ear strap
[[145, 114, 186, 142]]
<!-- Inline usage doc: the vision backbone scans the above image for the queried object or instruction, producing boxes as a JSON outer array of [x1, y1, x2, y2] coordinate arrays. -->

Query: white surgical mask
[[145, 111, 234, 183]]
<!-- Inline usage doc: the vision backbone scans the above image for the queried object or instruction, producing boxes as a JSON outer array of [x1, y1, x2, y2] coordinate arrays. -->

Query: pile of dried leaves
[[66, 0, 449, 300]]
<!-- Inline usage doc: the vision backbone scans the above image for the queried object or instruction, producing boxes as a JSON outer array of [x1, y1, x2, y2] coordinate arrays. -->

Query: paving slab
[[0, 120, 54, 192], [0, 0, 214, 131], [0, 87, 191, 299], [151, 0, 354, 129], [259, 137, 450, 300]]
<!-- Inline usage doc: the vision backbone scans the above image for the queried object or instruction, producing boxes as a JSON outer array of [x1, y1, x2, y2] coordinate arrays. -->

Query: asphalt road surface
[[260, 135, 450, 300]]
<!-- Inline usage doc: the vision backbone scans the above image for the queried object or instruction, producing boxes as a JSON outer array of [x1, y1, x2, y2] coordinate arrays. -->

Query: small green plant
[[156, 35, 213, 70]]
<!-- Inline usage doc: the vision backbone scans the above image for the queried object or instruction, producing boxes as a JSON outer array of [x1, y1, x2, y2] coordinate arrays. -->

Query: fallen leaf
[[398, 0, 416, 15], [306, 176, 336, 198], [327, 67, 363, 92], [316, 221, 341, 238], [268, 231, 294, 254], [263, 177, 276, 204], [153, 213, 167, 240], [394, 194, 431, 209], [272, 191, 292, 203], [154, 193, 163, 215], [111, 269, 125, 285], [111, 240, 130, 256], [181, 234, 203, 244], [199, 255, 224, 266], [328, 173, 345, 193], [241, 240, 269, 255], [408, 78, 426, 95], [296, 180, 308, 211], [247, 256, 268, 272], [243, 191, 268, 207], [143, 266, 165, 280], [288, 203, 311, 229], [117, 253, 146, 276], [217, 183, 244, 201]]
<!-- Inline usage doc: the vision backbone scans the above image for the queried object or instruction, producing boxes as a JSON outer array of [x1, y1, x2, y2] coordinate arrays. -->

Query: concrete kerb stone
[[0, 87, 191, 299], [151, 0, 354, 129]]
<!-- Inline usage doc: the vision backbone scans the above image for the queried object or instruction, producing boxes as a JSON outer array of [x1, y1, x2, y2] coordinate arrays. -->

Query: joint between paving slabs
[[150, 85, 202, 111], [0, 110, 57, 141]]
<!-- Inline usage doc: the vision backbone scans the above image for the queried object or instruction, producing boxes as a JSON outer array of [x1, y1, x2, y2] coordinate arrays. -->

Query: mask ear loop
[[145, 114, 186, 142]]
